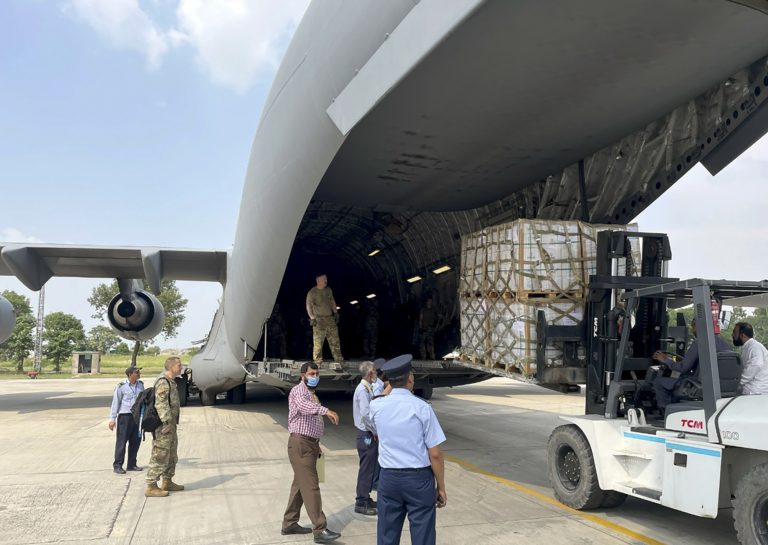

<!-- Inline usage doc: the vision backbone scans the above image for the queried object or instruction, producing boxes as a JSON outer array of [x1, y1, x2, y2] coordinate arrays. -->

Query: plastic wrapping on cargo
[[458, 219, 638, 379], [486, 300, 583, 375]]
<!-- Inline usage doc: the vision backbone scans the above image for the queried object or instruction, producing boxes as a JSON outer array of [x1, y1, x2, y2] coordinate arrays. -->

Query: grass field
[[0, 353, 192, 380]]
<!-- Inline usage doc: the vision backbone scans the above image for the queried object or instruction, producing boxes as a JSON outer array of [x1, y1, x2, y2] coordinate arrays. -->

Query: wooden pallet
[[485, 290, 516, 300], [515, 289, 584, 303]]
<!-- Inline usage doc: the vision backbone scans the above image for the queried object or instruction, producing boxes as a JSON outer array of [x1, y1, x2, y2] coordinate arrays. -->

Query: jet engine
[[107, 290, 165, 341], [0, 295, 16, 344]]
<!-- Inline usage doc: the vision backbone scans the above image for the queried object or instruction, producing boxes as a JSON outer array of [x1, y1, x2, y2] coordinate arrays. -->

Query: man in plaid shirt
[[281, 362, 342, 543]]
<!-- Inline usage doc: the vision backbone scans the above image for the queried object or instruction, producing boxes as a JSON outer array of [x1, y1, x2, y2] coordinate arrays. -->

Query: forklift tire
[[175, 376, 188, 408], [547, 425, 605, 510], [230, 383, 246, 404], [600, 490, 627, 508], [733, 463, 768, 545], [200, 389, 217, 406]]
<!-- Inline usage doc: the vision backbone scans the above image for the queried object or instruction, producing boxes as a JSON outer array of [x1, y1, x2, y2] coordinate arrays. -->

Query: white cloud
[[0, 228, 41, 244], [176, 0, 310, 93], [69, 0, 179, 68], [634, 132, 768, 283], [68, 0, 310, 91]]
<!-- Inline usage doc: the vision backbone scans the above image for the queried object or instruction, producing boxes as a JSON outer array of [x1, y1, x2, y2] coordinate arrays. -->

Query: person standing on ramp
[[306, 273, 344, 366]]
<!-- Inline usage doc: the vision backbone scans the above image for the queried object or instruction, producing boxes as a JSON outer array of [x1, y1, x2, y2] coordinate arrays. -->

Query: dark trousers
[[113, 413, 140, 469], [355, 430, 378, 505], [653, 376, 679, 409], [283, 434, 327, 534], [377, 467, 436, 545]]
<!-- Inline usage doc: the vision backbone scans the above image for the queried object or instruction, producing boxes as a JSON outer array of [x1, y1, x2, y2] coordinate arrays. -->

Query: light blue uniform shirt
[[109, 380, 144, 420], [369, 388, 446, 469], [372, 378, 384, 397], [353, 381, 375, 432]]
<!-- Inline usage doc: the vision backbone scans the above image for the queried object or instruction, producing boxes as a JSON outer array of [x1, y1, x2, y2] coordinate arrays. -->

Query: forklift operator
[[652, 317, 731, 411]]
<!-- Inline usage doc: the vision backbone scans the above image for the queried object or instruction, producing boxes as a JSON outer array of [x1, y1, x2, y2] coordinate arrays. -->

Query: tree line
[[668, 306, 768, 344], [0, 280, 187, 372]]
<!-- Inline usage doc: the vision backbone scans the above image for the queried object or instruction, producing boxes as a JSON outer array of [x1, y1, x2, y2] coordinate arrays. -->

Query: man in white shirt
[[353, 361, 378, 516], [733, 322, 768, 395]]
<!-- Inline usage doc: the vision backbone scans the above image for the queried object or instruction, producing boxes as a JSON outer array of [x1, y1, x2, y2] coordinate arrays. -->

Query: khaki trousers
[[146, 423, 178, 484], [312, 316, 343, 363], [282, 434, 327, 533]]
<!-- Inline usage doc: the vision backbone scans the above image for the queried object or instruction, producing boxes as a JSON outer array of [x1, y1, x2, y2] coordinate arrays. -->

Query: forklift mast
[[584, 231, 674, 415]]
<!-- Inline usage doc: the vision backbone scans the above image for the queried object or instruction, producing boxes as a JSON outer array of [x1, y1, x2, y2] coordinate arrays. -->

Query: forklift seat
[[673, 351, 742, 401], [717, 351, 742, 397]]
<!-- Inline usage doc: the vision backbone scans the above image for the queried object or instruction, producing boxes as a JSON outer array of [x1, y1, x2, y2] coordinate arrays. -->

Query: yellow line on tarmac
[[444, 454, 667, 545]]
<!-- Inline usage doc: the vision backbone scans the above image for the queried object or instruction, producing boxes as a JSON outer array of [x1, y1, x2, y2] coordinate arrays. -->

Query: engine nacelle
[[0, 296, 16, 344], [107, 290, 165, 342]]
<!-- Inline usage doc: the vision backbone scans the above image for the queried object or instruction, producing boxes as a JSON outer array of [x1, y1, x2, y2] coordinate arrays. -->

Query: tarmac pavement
[[0, 377, 741, 544]]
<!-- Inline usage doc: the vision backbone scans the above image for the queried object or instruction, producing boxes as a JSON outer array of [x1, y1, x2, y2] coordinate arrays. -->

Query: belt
[[384, 467, 432, 472], [290, 433, 320, 442]]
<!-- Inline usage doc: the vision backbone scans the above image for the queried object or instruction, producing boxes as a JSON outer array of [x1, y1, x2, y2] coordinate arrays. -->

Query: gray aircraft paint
[[3, 0, 768, 397]]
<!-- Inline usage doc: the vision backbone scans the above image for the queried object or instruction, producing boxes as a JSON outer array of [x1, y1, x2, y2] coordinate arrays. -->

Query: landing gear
[[200, 389, 217, 406], [547, 425, 606, 510], [175, 376, 188, 407], [228, 383, 246, 404], [734, 463, 768, 545]]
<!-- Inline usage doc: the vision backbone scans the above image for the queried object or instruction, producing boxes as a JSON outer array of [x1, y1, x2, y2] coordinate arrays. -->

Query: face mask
[[733, 336, 744, 347], [305, 376, 320, 388]]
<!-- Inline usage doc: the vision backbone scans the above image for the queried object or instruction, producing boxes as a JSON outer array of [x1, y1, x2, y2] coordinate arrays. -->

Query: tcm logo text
[[680, 419, 703, 429]]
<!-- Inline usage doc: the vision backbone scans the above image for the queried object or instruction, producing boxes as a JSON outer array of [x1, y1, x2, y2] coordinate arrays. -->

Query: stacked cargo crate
[[459, 220, 638, 379]]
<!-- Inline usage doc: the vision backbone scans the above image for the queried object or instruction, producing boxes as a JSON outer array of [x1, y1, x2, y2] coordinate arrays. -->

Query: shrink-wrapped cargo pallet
[[486, 300, 583, 376], [458, 219, 638, 379]]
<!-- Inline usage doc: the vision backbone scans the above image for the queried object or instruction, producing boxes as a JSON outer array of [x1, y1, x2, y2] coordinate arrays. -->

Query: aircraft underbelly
[[317, 0, 768, 210]]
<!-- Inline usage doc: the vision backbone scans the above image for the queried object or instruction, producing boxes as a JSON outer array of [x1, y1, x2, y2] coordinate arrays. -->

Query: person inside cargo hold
[[419, 298, 438, 360], [652, 317, 731, 411]]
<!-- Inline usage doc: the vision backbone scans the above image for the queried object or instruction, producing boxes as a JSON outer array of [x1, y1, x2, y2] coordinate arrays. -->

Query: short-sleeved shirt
[[306, 286, 336, 317], [372, 378, 384, 397], [109, 379, 145, 420], [369, 388, 446, 468]]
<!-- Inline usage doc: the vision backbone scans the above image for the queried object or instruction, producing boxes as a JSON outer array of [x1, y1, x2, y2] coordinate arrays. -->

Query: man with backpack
[[108, 366, 144, 474], [145, 356, 184, 498]]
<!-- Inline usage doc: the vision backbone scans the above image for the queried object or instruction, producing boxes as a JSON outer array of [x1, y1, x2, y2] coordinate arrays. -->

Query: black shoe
[[281, 524, 312, 535], [354, 504, 377, 516], [113, 467, 126, 474], [127, 466, 143, 471], [367, 498, 377, 508], [314, 529, 341, 543]]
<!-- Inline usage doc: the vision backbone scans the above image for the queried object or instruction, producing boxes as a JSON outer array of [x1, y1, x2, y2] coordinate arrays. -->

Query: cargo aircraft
[[2, 0, 768, 404]]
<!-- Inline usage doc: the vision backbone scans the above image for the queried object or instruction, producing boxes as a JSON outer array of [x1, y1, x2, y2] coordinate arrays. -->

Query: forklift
[[544, 230, 768, 545]]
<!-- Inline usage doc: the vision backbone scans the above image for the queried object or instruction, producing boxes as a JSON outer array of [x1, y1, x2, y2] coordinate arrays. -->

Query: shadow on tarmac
[[0, 391, 114, 413], [184, 472, 248, 490]]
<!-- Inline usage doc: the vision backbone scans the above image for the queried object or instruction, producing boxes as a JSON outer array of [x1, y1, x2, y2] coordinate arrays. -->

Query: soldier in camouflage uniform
[[362, 298, 379, 358], [306, 273, 344, 365], [419, 298, 438, 360], [145, 356, 184, 498]]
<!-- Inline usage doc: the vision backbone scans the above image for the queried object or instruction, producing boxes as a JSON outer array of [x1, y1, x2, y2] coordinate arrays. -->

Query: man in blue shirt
[[368, 355, 447, 545], [652, 318, 731, 410], [108, 366, 145, 474], [353, 361, 378, 516], [372, 358, 388, 398]]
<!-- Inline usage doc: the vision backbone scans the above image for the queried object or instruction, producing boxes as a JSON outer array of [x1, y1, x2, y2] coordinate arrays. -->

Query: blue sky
[[1, 0, 767, 348], [0, 0, 308, 347]]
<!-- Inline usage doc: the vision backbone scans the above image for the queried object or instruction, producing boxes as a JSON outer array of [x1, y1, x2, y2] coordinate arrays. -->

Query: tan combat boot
[[160, 479, 184, 492], [145, 483, 169, 497]]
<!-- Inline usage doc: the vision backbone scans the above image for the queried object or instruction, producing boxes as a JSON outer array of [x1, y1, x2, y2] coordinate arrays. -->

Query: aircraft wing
[[0, 244, 227, 293]]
